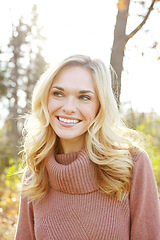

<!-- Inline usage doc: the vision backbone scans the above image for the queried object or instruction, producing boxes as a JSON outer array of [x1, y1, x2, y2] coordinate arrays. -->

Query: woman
[[15, 55, 160, 239]]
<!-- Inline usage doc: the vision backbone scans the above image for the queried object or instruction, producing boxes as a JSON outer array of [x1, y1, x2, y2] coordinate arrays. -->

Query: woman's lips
[[56, 116, 81, 127]]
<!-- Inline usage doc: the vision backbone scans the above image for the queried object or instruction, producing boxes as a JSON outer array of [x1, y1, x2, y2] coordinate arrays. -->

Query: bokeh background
[[0, 0, 160, 239]]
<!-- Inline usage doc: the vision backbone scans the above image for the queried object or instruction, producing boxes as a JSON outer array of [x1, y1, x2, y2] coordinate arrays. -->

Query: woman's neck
[[58, 137, 85, 154]]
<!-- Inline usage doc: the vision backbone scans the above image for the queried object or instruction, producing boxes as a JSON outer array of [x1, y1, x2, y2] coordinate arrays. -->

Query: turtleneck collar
[[46, 148, 97, 194]]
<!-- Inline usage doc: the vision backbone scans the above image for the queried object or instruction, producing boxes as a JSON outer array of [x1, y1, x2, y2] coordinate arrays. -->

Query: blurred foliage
[[125, 110, 160, 191], [0, 122, 15, 171], [137, 119, 160, 189], [0, 159, 23, 240]]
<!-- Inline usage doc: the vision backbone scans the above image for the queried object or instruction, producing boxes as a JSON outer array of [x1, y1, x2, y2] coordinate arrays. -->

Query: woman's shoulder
[[129, 147, 153, 181], [129, 146, 149, 165]]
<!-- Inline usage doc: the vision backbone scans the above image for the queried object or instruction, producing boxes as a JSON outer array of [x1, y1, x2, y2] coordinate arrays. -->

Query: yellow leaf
[[117, 0, 128, 10], [152, 41, 158, 48]]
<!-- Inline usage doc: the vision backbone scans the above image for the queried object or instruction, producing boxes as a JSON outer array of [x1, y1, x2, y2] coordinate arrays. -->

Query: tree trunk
[[110, 0, 130, 107], [110, 0, 156, 107]]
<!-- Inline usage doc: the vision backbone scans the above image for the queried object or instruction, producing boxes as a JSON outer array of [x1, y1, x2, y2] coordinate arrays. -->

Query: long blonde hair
[[22, 55, 139, 201]]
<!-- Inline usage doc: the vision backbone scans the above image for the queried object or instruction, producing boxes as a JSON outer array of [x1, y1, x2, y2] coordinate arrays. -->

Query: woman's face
[[47, 65, 100, 150]]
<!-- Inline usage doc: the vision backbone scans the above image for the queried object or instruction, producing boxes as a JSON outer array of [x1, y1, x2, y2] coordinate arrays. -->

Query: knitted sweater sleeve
[[130, 150, 160, 240], [15, 169, 35, 240], [15, 196, 35, 240]]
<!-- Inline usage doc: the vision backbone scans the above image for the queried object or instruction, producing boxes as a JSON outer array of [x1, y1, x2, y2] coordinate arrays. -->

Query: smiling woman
[[47, 65, 100, 153], [15, 55, 160, 240]]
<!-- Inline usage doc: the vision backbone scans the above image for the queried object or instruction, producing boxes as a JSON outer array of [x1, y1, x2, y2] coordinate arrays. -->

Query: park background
[[0, 0, 160, 239]]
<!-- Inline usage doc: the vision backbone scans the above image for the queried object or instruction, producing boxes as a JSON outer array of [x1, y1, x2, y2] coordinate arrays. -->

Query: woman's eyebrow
[[51, 86, 95, 95], [51, 86, 64, 91], [79, 90, 95, 94]]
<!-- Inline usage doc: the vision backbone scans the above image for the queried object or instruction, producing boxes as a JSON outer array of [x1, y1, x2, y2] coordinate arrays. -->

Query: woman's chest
[[33, 190, 130, 240]]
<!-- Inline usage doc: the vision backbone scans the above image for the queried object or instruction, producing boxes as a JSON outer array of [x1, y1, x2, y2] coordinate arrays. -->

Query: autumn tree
[[2, 4, 47, 160], [110, 0, 158, 107]]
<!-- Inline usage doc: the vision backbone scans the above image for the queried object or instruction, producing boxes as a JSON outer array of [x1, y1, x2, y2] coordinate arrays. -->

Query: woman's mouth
[[57, 116, 81, 125]]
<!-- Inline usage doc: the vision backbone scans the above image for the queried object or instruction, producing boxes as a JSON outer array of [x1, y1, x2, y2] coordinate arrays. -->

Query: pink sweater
[[15, 149, 160, 240]]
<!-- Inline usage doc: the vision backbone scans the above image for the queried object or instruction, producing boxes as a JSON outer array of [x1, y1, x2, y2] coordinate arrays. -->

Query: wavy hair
[[22, 55, 140, 201]]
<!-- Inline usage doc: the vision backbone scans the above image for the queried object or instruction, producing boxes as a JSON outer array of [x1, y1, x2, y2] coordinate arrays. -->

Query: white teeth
[[59, 117, 79, 124]]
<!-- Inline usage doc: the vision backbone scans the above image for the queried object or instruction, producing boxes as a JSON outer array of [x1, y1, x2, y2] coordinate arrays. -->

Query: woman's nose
[[62, 97, 76, 114]]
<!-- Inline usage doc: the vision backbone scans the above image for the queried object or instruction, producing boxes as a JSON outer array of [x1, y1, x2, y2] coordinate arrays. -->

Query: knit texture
[[15, 149, 160, 240]]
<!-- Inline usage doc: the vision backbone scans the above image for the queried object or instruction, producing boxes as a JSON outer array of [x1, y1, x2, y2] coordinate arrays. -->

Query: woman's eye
[[53, 91, 63, 97], [79, 95, 91, 101]]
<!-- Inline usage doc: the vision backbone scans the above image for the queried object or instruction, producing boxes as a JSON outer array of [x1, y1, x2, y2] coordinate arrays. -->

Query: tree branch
[[125, 0, 156, 43]]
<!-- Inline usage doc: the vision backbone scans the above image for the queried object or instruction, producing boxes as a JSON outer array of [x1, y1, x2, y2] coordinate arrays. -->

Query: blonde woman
[[15, 55, 160, 239]]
